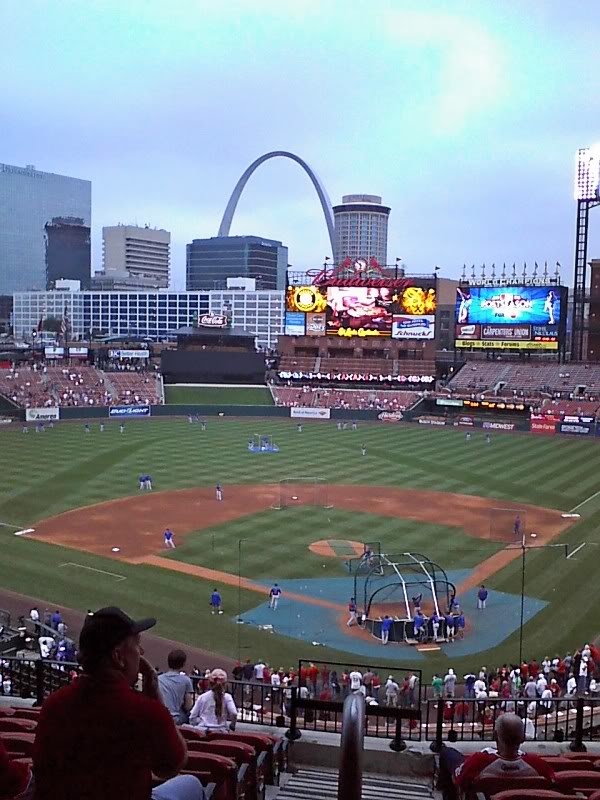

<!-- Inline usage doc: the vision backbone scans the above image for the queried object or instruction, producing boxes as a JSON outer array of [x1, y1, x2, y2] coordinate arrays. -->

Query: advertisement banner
[[456, 286, 562, 326], [530, 414, 558, 435], [455, 339, 559, 351], [286, 285, 327, 314], [559, 422, 593, 436], [482, 421, 516, 431], [108, 349, 150, 359], [108, 405, 151, 417], [305, 312, 326, 336], [378, 411, 404, 422], [563, 415, 595, 424], [68, 347, 88, 357], [454, 415, 475, 427], [480, 324, 531, 341], [392, 315, 435, 339], [25, 407, 60, 422], [290, 407, 331, 419], [284, 311, 306, 336], [436, 398, 464, 407], [417, 416, 447, 426], [455, 323, 480, 340], [44, 346, 64, 359]]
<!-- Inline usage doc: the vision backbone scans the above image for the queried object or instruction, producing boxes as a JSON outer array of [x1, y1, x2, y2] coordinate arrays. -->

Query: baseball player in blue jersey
[[164, 528, 175, 549], [211, 588, 223, 614], [269, 583, 282, 610]]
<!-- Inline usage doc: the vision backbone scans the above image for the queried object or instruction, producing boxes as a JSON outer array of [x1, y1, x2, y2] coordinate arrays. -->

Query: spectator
[[444, 668, 457, 698], [38, 635, 55, 659], [29, 606, 40, 635], [158, 649, 194, 725], [189, 669, 238, 734], [385, 675, 399, 706], [51, 609, 62, 630], [431, 673, 443, 699], [254, 659, 266, 682], [463, 672, 476, 699], [33, 606, 204, 800], [349, 667, 364, 695], [437, 713, 555, 800]]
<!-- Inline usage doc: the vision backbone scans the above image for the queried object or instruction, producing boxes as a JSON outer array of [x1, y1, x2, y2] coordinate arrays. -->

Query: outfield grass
[[164, 386, 274, 405], [1, 418, 600, 676]]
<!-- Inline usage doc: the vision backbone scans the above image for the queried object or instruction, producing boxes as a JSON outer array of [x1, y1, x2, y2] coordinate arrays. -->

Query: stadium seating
[[448, 360, 600, 398], [45, 366, 112, 407], [0, 732, 35, 756], [0, 366, 52, 408], [272, 386, 421, 410], [107, 371, 162, 405]]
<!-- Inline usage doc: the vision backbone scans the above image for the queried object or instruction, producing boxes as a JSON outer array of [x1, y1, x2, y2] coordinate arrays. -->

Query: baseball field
[[1, 415, 599, 678]]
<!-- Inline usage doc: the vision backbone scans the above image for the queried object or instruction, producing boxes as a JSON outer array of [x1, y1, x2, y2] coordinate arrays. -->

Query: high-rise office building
[[333, 194, 391, 266], [45, 216, 91, 289], [0, 162, 91, 293], [186, 235, 288, 291], [102, 224, 170, 289]]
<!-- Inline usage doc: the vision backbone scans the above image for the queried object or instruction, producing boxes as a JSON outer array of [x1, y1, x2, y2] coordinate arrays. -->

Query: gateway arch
[[217, 150, 335, 257]]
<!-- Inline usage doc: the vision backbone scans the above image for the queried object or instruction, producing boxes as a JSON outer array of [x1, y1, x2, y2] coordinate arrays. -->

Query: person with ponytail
[[189, 668, 238, 734]]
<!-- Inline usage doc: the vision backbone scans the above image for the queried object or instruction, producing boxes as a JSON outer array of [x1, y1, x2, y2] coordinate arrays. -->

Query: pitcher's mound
[[310, 539, 365, 558]]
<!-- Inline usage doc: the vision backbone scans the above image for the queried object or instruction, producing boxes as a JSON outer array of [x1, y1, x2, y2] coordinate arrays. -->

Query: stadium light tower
[[572, 145, 600, 360]]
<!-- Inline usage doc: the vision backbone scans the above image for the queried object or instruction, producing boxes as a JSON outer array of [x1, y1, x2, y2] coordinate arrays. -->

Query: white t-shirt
[[349, 670, 363, 690], [190, 689, 237, 731], [30, 609, 40, 622], [536, 676, 547, 693], [271, 673, 281, 687], [566, 676, 577, 695], [474, 679, 487, 694], [38, 636, 55, 658], [579, 660, 588, 678], [254, 662, 266, 680]]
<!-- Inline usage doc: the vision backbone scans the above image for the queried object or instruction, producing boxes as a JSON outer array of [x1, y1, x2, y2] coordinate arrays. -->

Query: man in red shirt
[[33, 607, 204, 800], [437, 713, 555, 800]]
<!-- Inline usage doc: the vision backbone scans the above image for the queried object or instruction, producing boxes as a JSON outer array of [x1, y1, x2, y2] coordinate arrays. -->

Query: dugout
[[352, 552, 458, 645]]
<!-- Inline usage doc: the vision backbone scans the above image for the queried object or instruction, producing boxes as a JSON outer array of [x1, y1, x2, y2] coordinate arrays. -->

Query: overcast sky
[[2, 0, 600, 289]]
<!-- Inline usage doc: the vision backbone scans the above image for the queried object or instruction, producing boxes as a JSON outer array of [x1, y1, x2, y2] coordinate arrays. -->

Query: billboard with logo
[[305, 312, 326, 336], [25, 407, 60, 422], [284, 312, 305, 336], [530, 414, 558, 435], [326, 286, 394, 337], [108, 405, 151, 417], [455, 285, 567, 351], [392, 315, 435, 339]]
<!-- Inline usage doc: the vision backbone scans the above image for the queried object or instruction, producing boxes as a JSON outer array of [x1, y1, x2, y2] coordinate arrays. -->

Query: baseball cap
[[79, 606, 156, 660]]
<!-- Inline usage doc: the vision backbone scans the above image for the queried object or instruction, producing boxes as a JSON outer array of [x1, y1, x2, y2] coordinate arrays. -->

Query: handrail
[[337, 693, 365, 800]]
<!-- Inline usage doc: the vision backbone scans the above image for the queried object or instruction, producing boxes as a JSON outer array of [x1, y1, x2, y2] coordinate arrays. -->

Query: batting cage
[[488, 508, 527, 544], [352, 552, 457, 644], [272, 477, 332, 510]]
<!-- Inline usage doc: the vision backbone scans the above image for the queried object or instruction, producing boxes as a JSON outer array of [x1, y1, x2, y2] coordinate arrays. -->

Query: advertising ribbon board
[[482, 421, 516, 431], [559, 422, 593, 436], [530, 414, 558, 435], [290, 407, 331, 419], [108, 349, 150, 359], [108, 405, 151, 417], [25, 407, 60, 422], [378, 411, 404, 422]]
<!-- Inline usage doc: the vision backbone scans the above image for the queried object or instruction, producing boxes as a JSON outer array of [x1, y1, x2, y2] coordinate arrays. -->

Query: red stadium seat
[[206, 731, 277, 785], [555, 771, 600, 793], [11, 708, 41, 721], [180, 726, 206, 742], [0, 732, 35, 756], [187, 740, 257, 798], [469, 774, 554, 799], [0, 718, 36, 733], [586, 792, 600, 800], [542, 756, 595, 771], [179, 753, 238, 800], [492, 792, 582, 800]]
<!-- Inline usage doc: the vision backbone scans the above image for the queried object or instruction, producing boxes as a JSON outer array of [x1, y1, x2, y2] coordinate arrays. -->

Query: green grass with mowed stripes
[[1, 417, 599, 675]]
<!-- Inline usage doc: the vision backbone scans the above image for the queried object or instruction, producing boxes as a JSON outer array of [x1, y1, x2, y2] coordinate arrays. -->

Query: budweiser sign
[[198, 313, 228, 328]]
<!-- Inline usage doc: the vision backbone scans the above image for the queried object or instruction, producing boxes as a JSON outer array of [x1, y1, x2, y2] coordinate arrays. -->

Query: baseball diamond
[[0, 415, 598, 674]]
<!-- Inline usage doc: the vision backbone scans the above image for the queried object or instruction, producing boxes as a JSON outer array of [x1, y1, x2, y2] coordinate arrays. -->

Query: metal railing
[[338, 694, 365, 800], [425, 697, 600, 752]]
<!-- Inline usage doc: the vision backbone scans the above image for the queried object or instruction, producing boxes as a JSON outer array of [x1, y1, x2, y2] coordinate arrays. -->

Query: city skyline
[[2, 0, 600, 290]]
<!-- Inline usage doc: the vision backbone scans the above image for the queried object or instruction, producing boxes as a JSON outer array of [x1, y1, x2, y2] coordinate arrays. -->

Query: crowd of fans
[[272, 385, 420, 411]]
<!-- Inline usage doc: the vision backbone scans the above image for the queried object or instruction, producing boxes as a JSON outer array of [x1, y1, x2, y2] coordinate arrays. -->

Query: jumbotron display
[[455, 285, 566, 351], [284, 282, 437, 339]]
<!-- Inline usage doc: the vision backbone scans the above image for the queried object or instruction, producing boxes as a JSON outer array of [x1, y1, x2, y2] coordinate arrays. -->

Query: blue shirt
[[164, 530, 173, 540], [382, 617, 393, 632], [414, 614, 425, 630], [270, 586, 281, 597], [478, 588, 488, 601], [211, 592, 221, 605], [456, 614, 465, 628], [444, 614, 454, 627]]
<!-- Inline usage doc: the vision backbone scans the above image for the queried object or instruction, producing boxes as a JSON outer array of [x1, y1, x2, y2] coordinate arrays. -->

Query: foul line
[[59, 563, 127, 581], [567, 543, 586, 560], [570, 490, 600, 513]]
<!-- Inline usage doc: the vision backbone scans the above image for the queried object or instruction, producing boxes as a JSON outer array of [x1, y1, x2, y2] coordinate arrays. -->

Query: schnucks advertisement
[[392, 315, 435, 339], [530, 414, 558, 435]]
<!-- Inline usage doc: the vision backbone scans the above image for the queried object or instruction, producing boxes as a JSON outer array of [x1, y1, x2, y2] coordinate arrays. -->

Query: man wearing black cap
[[33, 607, 204, 800]]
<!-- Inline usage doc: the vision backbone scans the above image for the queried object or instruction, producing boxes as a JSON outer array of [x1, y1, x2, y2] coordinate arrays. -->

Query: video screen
[[397, 286, 437, 316], [326, 286, 394, 337], [286, 285, 327, 314], [456, 286, 562, 327]]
